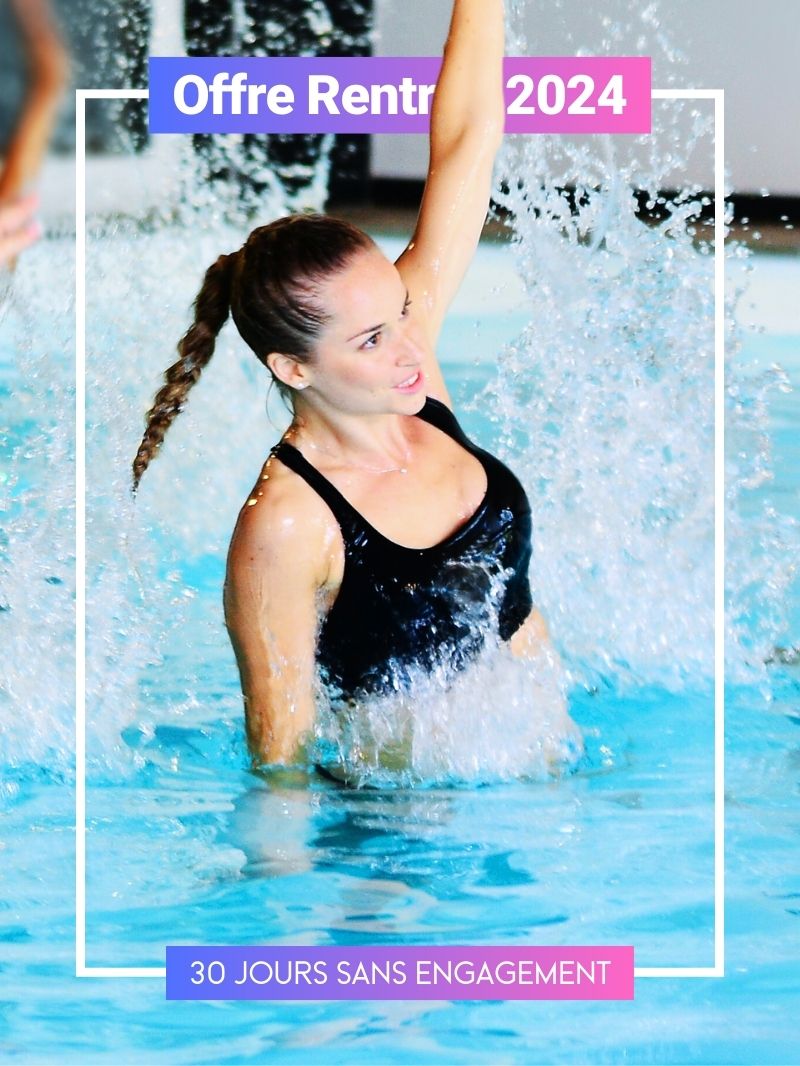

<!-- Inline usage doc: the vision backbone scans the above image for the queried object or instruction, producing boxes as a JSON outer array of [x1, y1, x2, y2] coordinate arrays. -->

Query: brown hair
[[131, 213, 376, 493]]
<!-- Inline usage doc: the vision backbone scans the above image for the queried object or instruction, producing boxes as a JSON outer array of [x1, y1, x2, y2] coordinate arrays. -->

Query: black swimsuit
[[272, 397, 533, 702]]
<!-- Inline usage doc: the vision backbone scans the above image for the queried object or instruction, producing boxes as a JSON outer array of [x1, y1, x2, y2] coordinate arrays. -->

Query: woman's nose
[[397, 320, 423, 362]]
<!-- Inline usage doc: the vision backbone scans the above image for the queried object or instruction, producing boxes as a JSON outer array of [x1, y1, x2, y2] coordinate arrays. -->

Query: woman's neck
[[287, 404, 418, 472]]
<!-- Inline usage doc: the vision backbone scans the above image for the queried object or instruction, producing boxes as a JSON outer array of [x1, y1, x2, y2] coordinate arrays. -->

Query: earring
[[296, 382, 309, 391]]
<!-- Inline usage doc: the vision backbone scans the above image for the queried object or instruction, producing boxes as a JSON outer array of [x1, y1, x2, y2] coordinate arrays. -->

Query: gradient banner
[[148, 56, 651, 134], [166, 945, 635, 1000]]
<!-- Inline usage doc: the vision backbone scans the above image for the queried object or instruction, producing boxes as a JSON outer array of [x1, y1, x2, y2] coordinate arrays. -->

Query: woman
[[133, 0, 580, 769]]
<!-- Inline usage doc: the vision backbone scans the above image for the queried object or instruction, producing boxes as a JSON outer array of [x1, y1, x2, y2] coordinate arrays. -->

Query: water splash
[[0, 243, 76, 776], [474, 3, 799, 694], [312, 641, 583, 788], [311, 561, 584, 786], [0, 1, 797, 784], [481, 172, 719, 690]]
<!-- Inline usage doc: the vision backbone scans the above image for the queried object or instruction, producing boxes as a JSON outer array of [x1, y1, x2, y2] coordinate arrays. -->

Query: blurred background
[[0, 0, 797, 247]]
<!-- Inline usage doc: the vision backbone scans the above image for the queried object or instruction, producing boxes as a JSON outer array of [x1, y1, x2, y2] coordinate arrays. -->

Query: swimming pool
[[1, 232, 798, 1063]]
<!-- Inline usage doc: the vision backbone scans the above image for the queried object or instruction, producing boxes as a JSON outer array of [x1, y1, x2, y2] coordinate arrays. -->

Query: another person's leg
[[0, 0, 68, 203]]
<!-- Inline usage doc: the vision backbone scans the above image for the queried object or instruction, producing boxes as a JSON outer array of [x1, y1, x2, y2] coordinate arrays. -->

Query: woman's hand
[[0, 193, 41, 267], [510, 607, 586, 772]]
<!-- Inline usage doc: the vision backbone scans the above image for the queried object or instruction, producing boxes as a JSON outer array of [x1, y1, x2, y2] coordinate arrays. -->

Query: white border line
[[75, 85, 85, 979], [75, 86, 725, 982]]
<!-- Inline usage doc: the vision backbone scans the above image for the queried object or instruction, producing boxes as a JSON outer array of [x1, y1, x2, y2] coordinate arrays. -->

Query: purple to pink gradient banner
[[503, 56, 650, 133], [148, 57, 651, 135], [166, 945, 634, 1000]]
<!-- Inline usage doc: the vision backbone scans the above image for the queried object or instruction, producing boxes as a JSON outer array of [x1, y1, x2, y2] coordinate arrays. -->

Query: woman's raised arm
[[395, 0, 505, 354]]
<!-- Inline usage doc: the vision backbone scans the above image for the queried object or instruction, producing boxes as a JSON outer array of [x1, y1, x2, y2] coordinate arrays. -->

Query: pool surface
[[1, 233, 799, 1063]]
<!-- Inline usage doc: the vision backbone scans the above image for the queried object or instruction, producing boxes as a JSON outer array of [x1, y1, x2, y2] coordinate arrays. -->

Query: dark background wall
[[0, 0, 372, 203]]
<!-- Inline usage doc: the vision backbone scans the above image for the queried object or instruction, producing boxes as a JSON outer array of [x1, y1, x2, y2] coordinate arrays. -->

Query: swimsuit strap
[[413, 395, 473, 451], [270, 396, 469, 533], [269, 439, 365, 536]]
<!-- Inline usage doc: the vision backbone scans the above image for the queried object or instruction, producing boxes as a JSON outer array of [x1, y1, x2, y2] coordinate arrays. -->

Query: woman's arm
[[509, 608, 586, 769], [395, 0, 506, 396], [223, 477, 329, 766], [508, 607, 554, 660]]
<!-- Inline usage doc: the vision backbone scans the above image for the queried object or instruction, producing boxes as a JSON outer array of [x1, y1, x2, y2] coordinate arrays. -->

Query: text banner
[[148, 56, 651, 134], [166, 945, 635, 1000]]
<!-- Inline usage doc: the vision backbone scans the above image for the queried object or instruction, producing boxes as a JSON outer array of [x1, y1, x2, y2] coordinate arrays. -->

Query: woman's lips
[[394, 369, 424, 393]]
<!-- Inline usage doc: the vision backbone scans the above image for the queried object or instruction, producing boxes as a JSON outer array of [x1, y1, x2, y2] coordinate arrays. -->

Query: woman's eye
[[362, 331, 381, 350], [401, 299, 412, 318]]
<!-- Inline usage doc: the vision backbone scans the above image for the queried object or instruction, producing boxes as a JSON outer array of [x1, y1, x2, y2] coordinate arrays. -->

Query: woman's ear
[[266, 352, 311, 392]]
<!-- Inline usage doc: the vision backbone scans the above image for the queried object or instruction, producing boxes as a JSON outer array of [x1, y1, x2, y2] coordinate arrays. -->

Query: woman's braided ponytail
[[132, 213, 376, 494], [131, 252, 236, 493]]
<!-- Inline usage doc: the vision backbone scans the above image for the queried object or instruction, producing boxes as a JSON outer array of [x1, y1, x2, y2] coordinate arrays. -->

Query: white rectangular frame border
[[75, 86, 725, 981]]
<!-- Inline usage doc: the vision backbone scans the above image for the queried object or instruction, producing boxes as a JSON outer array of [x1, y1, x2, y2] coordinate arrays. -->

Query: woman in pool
[[133, 0, 581, 768]]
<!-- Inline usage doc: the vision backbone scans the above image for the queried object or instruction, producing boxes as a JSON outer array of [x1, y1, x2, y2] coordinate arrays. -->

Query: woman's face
[[300, 246, 429, 415]]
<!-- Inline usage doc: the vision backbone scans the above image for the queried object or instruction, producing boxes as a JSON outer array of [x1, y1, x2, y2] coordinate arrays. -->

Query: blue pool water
[[1, 234, 799, 1063]]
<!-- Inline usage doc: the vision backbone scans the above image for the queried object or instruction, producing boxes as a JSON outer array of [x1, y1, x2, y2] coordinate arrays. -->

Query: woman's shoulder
[[227, 452, 339, 581]]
